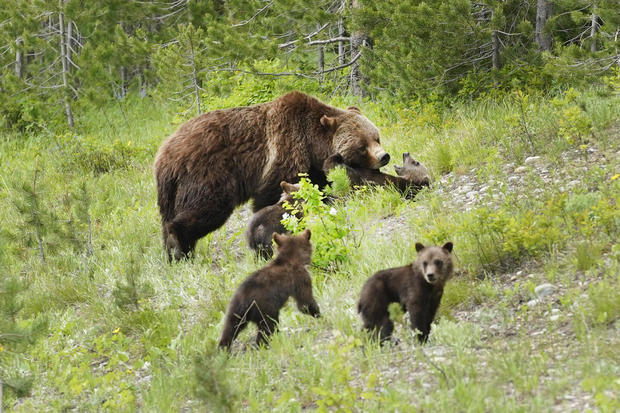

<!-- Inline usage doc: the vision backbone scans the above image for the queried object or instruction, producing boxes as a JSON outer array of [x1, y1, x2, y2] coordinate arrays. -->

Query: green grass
[[1, 86, 619, 411]]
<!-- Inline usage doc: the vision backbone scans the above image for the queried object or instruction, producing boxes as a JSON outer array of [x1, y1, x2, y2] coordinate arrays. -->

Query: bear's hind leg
[[255, 316, 279, 347], [218, 315, 249, 350]]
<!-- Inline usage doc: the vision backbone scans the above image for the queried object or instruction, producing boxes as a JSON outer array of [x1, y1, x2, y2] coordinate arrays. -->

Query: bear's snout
[[379, 152, 390, 166], [426, 273, 436, 282]]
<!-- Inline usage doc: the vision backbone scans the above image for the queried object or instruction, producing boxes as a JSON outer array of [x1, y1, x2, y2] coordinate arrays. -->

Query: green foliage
[[113, 252, 154, 311], [282, 175, 353, 269], [57, 133, 146, 175], [193, 345, 238, 413], [324, 165, 352, 198]]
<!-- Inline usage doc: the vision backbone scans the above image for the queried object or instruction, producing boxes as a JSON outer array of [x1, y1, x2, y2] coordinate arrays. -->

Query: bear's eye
[[434, 259, 443, 268], [423, 261, 428, 268]]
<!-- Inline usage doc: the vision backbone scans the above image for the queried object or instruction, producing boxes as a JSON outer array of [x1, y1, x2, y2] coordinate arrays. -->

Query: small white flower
[[282, 213, 290, 219], [329, 207, 337, 216]]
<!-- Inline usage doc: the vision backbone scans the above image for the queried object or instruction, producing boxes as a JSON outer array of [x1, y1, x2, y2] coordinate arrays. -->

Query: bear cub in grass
[[219, 229, 320, 349], [245, 181, 301, 259], [358, 242, 454, 344], [324, 152, 430, 198]]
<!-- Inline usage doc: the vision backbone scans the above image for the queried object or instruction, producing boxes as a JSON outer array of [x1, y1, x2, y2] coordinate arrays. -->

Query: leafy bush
[[282, 175, 353, 269]]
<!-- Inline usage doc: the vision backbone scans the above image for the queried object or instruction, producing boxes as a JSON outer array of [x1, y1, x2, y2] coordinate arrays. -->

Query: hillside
[[1, 87, 619, 412]]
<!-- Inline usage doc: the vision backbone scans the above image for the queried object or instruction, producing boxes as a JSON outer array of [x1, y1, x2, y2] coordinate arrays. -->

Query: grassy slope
[[0, 88, 619, 412]]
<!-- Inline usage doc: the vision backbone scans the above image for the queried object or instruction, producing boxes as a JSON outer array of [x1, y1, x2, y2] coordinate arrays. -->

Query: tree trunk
[[66, 20, 73, 72], [350, 0, 364, 96], [15, 37, 23, 78], [59, 3, 74, 127], [187, 36, 201, 115], [492, 30, 501, 69], [338, 18, 345, 65], [590, 10, 597, 53], [535, 0, 553, 52], [317, 24, 324, 74]]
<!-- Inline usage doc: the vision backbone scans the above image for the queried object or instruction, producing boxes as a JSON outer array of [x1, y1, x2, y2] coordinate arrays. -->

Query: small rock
[[527, 299, 539, 307], [535, 283, 555, 298], [466, 190, 477, 199], [550, 315, 560, 322], [508, 175, 519, 183], [514, 166, 529, 173], [551, 308, 560, 314], [525, 156, 541, 165]]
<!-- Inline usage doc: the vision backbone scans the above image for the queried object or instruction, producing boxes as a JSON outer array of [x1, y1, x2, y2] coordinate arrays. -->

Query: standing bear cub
[[219, 229, 320, 349], [245, 181, 301, 260], [155, 91, 389, 260], [358, 242, 454, 344]]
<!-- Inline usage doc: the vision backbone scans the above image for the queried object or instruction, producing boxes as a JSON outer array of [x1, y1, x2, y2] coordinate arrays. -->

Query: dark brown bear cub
[[323, 152, 430, 198], [245, 181, 301, 260], [219, 229, 320, 349], [358, 242, 454, 344]]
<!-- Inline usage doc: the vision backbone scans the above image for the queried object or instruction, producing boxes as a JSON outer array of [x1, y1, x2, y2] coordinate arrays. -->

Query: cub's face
[[322, 107, 389, 170], [394, 153, 431, 185], [414, 242, 454, 285]]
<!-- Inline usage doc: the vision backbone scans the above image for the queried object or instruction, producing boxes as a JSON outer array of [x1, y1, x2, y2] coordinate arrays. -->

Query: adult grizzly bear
[[154, 91, 389, 260], [358, 242, 454, 344], [218, 229, 320, 349]]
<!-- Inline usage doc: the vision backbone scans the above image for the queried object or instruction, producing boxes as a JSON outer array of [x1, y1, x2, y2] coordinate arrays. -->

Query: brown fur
[[218, 229, 320, 349], [245, 181, 301, 259], [358, 242, 454, 344], [323, 152, 430, 198], [154, 91, 389, 260]]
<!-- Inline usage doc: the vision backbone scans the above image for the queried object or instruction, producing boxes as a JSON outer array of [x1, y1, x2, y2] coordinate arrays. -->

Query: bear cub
[[219, 229, 320, 349], [245, 181, 301, 259], [323, 152, 430, 198], [358, 242, 454, 344]]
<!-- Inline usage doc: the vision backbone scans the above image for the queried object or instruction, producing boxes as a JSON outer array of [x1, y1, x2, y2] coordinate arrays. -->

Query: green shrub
[[282, 175, 353, 270]]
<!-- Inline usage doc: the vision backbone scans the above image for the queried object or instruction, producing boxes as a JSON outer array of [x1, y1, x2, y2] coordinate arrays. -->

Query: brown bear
[[154, 91, 389, 260], [245, 181, 301, 260], [357, 242, 454, 344], [218, 229, 320, 349], [323, 152, 430, 198]]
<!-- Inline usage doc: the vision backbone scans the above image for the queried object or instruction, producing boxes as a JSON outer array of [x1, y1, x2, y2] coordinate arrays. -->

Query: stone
[[514, 166, 529, 173], [535, 283, 555, 298], [525, 156, 541, 165]]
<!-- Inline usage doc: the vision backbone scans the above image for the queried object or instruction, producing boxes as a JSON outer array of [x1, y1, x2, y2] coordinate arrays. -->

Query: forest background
[[1, 1, 619, 411]]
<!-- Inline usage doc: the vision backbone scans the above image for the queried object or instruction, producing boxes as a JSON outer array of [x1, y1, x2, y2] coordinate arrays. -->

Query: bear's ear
[[301, 228, 311, 240], [320, 115, 338, 130], [415, 242, 425, 252], [273, 233, 284, 246], [394, 165, 403, 175], [442, 242, 453, 253], [347, 106, 362, 114], [281, 181, 296, 194], [402, 152, 411, 162]]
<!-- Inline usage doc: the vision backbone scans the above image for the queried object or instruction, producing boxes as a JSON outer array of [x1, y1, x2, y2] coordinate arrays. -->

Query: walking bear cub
[[358, 242, 454, 344], [219, 229, 320, 349], [245, 181, 301, 259]]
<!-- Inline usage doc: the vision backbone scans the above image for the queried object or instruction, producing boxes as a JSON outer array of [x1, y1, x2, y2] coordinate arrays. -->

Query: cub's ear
[[347, 106, 362, 114], [320, 115, 338, 130], [402, 152, 411, 162], [442, 242, 453, 253], [415, 242, 425, 252], [281, 181, 297, 194], [302, 228, 311, 240], [394, 165, 403, 175], [273, 233, 284, 246]]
